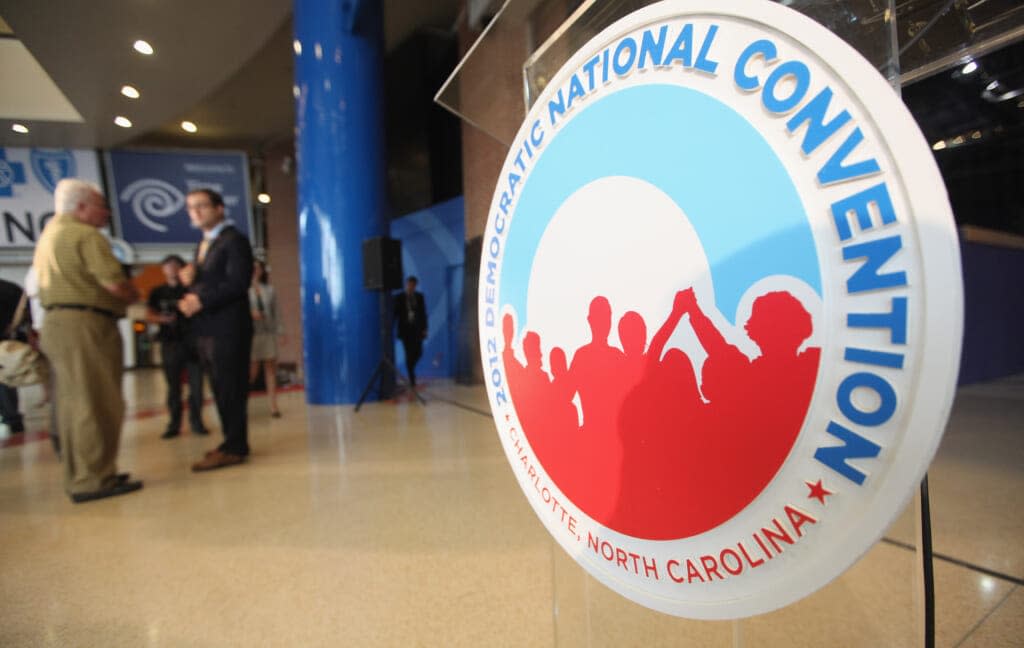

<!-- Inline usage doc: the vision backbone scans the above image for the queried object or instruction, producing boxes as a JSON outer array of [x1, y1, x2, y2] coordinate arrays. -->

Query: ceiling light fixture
[[257, 193, 272, 205], [11, 124, 29, 134], [114, 116, 133, 128], [181, 120, 198, 133], [931, 141, 946, 150], [971, 131, 981, 140], [961, 60, 977, 75], [293, 39, 302, 56], [133, 40, 154, 55], [121, 85, 140, 99]]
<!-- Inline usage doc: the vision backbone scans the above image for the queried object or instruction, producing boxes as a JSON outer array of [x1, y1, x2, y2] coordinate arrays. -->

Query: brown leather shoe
[[191, 449, 245, 472]]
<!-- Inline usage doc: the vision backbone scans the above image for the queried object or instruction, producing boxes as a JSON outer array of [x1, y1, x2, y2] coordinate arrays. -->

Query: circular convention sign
[[478, 0, 962, 619]]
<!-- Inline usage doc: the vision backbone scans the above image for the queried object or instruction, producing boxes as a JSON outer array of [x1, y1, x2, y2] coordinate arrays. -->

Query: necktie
[[197, 239, 211, 264]]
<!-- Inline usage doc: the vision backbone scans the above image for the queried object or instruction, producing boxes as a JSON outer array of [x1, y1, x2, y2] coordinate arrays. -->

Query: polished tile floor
[[0, 370, 1021, 647]]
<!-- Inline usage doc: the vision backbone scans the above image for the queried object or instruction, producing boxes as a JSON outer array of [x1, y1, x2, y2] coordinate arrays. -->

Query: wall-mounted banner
[[0, 147, 102, 248], [480, 0, 962, 619], [106, 149, 253, 245]]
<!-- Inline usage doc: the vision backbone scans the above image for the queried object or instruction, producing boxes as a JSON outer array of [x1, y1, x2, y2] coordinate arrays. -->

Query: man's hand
[[179, 263, 196, 287], [178, 293, 203, 317], [252, 310, 264, 321]]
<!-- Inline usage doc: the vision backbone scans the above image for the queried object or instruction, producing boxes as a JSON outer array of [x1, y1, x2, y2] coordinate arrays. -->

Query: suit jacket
[[190, 225, 254, 339], [394, 290, 427, 341]]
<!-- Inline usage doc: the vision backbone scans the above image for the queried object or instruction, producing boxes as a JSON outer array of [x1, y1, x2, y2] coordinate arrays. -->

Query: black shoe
[[161, 429, 180, 439], [71, 480, 143, 503], [191, 426, 209, 436]]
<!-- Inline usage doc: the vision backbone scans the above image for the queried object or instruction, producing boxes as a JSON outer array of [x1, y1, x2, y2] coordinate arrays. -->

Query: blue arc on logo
[[500, 83, 821, 326]]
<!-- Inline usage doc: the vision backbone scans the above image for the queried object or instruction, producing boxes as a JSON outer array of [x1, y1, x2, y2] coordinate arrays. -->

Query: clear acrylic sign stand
[[436, 2, 948, 645]]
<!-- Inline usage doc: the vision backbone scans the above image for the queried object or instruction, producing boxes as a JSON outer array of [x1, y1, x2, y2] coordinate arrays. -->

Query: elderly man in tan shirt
[[33, 179, 142, 503]]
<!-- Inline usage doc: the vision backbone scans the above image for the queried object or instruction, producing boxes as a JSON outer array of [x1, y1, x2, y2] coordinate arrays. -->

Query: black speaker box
[[362, 237, 403, 291]]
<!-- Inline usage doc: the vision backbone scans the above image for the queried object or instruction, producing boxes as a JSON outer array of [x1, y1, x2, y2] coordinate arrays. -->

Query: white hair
[[54, 178, 103, 214]]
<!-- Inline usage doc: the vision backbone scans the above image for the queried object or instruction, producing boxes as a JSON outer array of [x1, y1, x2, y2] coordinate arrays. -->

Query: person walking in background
[[147, 254, 207, 439], [393, 275, 428, 389], [34, 179, 141, 503], [0, 278, 27, 437], [178, 188, 254, 472], [249, 260, 282, 417]]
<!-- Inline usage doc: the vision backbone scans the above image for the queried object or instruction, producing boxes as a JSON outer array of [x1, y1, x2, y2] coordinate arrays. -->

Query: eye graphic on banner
[[479, 0, 963, 620], [119, 178, 186, 233], [30, 149, 76, 194]]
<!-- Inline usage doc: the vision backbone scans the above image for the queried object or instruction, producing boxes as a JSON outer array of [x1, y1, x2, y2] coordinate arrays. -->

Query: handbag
[[0, 292, 48, 387]]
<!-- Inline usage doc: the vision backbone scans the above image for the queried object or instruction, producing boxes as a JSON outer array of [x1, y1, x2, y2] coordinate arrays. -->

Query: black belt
[[45, 304, 120, 320]]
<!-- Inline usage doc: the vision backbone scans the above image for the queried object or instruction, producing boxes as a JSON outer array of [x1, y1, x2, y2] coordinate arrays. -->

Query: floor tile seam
[[880, 537, 1024, 586], [951, 584, 1018, 648]]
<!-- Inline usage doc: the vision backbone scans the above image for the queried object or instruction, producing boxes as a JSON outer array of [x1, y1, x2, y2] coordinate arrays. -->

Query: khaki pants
[[41, 310, 124, 495]]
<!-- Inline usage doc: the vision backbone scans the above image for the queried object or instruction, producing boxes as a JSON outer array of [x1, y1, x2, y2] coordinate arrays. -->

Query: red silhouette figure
[[676, 288, 819, 536], [503, 316, 553, 461], [617, 311, 647, 390], [613, 290, 702, 537], [548, 346, 581, 435], [500, 286, 820, 542]]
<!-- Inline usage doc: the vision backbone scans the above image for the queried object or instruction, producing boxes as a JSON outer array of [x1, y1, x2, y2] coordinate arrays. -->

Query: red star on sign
[[806, 479, 833, 505]]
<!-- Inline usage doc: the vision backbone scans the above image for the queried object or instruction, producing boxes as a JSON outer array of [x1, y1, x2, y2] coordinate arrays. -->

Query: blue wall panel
[[959, 240, 1024, 385]]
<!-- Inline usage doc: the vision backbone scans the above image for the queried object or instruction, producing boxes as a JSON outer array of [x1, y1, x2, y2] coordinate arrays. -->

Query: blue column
[[294, 0, 386, 404]]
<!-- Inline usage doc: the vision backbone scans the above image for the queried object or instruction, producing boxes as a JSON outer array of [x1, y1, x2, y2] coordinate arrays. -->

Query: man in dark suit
[[178, 188, 254, 471], [394, 275, 427, 388]]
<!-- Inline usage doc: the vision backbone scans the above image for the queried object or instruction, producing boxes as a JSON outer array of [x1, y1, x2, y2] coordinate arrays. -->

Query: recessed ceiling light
[[961, 60, 978, 75], [114, 116, 133, 128], [121, 85, 140, 99], [293, 39, 302, 56], [257, 193, 272, 205], [932, 141, 946, 150], [11, 123, 29, 134], [133, 40, 154, 55], [986, 80, 1000, 91], [971, 131, 982, 139], [181, 120, 198, 133]]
